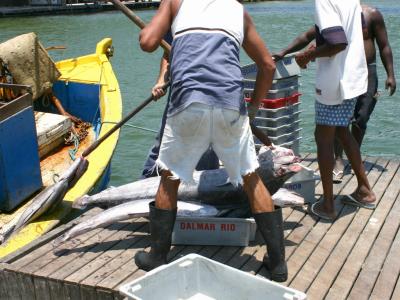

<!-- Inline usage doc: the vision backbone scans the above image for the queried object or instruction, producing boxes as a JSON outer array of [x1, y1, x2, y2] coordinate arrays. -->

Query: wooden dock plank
[[36, 222, 129, 277], [94, 241, 193, 291], [53, 219, 147, 283], [370, 221, 400, 300], [96, 289, 115, 300], [347, 189, 400, 299], [2, 268, 22, 299], [216, 152, 315, 276], [306, 158, 393, 299], [0, 264, 11, 300], [325, 160, 400, 300], [48, 278, 67, 300], [289, 157, 380, 292], [17, 272, 36, 300], [264, 156, 368, 284], [77, 227, 150, 287], [391, 278, 400, 300], [33, 276, 51, 300], [93, 241, 151, 290], [1, 207, 102, 267], [1, 154, 400, 300], [63, 282, 81, 300]]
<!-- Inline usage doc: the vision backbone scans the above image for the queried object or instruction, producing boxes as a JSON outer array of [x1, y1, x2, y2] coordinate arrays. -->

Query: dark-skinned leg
[[314, 124, 337, 219], [243, 172, 274, 213], [336, 127, 375, 203], [135, 170, 179, 271], [155, 169, 180, 210], [351, 123, 365, 148], [243, 172, 287, 282]]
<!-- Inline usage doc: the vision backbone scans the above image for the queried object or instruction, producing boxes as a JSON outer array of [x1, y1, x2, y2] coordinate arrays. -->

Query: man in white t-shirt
[[279, 0, 376, 220]]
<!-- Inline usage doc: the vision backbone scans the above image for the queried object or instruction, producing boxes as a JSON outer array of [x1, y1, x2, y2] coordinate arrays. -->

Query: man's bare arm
[[152, 51, 170, 100], [139, 0, 174, 52], [242, 11, 275, 119], [372, 8, 396, 95], [274, 26, 316, 60]]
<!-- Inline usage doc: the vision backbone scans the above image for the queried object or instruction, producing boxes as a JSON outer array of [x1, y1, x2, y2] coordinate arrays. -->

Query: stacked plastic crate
[[242, 54, 302, 154]]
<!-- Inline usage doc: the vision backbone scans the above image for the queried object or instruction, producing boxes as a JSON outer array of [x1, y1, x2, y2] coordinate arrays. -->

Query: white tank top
[[168, 0, 246, 117]]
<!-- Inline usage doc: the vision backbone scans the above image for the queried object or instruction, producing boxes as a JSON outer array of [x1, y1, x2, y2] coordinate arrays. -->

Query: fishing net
[[0, 32, 61, 101]]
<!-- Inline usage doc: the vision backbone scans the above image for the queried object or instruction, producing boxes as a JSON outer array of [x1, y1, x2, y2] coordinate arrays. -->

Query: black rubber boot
[[254, 208, 288, 282], [135, 201, 177, 271]]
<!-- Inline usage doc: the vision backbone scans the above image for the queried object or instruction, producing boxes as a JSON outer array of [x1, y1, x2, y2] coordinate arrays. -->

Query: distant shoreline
[[0, 1, 160, 18], [0, 0, 295, 18]]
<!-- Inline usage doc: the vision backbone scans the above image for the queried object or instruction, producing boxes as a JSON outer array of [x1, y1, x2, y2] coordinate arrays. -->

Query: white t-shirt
[[315, 0, 367, 105]]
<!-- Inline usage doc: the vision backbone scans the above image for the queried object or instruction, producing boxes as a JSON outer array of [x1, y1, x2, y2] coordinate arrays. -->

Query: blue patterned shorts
[[315, 98, 356, 127]]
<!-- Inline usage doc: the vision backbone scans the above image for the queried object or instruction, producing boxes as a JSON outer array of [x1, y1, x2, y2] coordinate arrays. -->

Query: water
[[0, 0, 399, 186]]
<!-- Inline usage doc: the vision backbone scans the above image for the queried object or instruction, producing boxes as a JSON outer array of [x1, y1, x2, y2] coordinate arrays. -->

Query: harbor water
[[0, 0, 399, 187]]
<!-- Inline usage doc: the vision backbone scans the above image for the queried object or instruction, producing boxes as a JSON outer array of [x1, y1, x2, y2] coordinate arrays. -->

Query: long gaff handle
[[109, 0, 273, 148], [82, 82, 170, 157], [109, 0, 171, 54]]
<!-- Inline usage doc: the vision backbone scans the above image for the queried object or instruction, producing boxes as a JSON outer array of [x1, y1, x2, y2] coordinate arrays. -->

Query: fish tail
[[72, 195, 89, 209]]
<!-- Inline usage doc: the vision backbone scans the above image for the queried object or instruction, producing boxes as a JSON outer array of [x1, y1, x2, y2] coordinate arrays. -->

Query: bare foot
[[352, 186, 376, 204]]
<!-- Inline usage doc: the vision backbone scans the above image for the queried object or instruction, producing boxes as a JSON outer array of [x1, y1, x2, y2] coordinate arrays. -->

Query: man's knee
[[352, 117, 368, 132]]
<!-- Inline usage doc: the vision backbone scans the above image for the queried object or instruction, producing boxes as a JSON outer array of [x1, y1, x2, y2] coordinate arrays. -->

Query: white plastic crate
[[269, 128, 302, 145], [280, 136, 301, 155], [242, 54, 301, 80], [244, 76, 299, 91], [244, 85, 299, 100], [257, 102, 301, 119], [120, 254, 307, 300], [256, 120, 301, 137], [172, 217, 256, 246], [254, 110, 302, 128], [283, 165, 318, 203]]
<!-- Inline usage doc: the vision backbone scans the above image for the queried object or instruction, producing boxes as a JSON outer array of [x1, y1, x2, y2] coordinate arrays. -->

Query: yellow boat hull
[[0, 38, 122, 259]]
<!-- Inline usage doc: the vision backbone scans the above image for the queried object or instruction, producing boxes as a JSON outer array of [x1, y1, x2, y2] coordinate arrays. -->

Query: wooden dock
[[1, 154, 399, 300]]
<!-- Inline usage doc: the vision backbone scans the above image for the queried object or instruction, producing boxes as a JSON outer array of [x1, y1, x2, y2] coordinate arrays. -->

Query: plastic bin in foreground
[[120, 254, 307, 300]]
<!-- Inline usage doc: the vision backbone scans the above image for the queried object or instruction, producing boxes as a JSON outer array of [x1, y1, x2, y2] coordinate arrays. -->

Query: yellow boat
[[0, 38, 122, 259]]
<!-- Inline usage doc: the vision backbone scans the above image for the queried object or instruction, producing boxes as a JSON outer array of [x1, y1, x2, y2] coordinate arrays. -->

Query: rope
[[68, 133, 80, 161], [102, 121, 158, 133]]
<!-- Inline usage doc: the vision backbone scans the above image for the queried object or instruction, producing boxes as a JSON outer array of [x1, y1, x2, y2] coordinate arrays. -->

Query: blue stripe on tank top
[[168, 32, 246, 117]]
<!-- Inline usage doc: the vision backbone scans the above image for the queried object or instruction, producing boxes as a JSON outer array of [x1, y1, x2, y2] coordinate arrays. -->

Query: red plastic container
[[245, 92, 301, 109]]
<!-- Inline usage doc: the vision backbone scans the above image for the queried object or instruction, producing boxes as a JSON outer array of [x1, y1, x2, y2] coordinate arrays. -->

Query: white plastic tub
[[120, 254, 307, 300], [172, 217, 256, 246], [283, 166, 318, 203]]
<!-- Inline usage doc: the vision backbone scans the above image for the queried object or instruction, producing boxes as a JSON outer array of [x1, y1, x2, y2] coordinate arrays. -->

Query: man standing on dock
[[275, 0, 376, 220], [134, 0, 289, 282], [333, 3, 396, 182], [141, 31, 220, 179]]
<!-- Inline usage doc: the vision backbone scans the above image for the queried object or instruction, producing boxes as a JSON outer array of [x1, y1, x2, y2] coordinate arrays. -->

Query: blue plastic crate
[[0, 94, 42, 212]]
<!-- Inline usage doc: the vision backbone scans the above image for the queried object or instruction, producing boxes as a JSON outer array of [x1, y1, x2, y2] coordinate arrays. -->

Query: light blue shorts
[[157, 103, 259, 186], [315, 98, 357, 127]]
